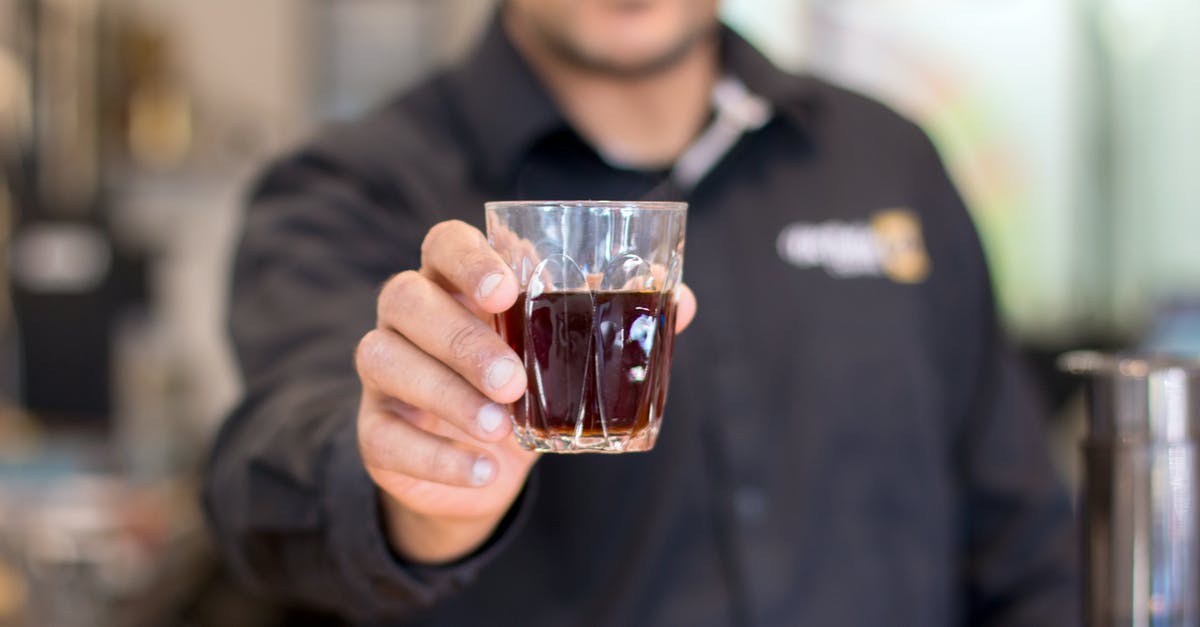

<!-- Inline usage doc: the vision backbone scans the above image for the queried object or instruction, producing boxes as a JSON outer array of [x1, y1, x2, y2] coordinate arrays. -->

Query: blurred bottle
[[1064, 352, 1200, 627], [117, 21, 192, 172]]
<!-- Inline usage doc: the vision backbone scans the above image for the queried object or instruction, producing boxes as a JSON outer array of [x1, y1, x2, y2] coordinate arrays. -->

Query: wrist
[[379, 492, 506, 565]]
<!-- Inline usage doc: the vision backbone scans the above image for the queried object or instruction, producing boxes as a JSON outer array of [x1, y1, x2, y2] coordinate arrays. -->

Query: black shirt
[[205, 15, 1079, 627]]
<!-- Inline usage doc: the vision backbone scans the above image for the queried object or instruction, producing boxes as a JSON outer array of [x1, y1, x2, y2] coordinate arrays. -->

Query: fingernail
[[477, 272, 504, 299], [477, 403, 507, 434], [485, 358, 518, 391], [472, 457, 496, 486]]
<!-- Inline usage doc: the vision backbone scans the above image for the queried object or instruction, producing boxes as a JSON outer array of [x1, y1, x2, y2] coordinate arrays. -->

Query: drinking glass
[[485, 201, 687, 453]]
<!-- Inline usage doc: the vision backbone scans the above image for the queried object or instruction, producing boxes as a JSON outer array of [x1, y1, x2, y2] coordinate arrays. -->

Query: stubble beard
[[529, 17, 718, 80]]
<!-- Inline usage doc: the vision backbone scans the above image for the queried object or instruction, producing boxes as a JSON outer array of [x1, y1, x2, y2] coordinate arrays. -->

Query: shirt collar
[[446, 13, 816, 187], [720, 24, 819, 127]]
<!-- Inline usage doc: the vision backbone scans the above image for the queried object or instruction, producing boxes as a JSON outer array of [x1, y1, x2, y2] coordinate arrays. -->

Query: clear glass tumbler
[[485, 201, 687, 453]]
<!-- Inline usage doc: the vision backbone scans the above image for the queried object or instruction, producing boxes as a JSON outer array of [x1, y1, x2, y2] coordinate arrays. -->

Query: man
[[205, 0, 1079, 624]]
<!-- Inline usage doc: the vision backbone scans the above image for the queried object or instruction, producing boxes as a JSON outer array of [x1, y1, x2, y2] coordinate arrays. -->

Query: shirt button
[[733, 486, 768, 524]]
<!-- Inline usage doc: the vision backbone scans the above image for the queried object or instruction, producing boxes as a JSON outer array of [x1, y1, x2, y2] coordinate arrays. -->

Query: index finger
[[420, 220, 518, 314]]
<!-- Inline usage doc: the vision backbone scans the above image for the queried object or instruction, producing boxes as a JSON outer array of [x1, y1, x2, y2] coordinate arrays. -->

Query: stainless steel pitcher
[[1063, 352, 1200, 627]]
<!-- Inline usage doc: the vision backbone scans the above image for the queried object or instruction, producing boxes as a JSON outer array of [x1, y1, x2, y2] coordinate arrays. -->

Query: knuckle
[[378, 270, 424, 322], [354, 330, 392, 384], [357, 415, 390, 467], [444, 321, 489, 363], [354, 331, 380, 375], [421, 220, 468, 259]]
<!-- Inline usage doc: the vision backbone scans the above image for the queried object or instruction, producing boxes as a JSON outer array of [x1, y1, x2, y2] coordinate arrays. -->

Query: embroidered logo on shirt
[[776, 209, 931, 284]]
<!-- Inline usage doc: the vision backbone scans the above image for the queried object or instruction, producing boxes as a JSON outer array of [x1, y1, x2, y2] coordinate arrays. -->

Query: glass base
[[514, 425, 659, 454]]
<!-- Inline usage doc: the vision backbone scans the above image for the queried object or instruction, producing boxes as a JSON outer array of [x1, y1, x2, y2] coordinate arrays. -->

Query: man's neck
[[505, 19, 720, 170]]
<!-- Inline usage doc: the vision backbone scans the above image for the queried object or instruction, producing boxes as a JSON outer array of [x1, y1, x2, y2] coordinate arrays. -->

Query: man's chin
[[583, 51, 689, 78], [556, 27, 715, 79]]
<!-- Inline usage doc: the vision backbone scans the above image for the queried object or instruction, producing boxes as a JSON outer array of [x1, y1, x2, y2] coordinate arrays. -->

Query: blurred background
[[0, 0, 1197, 624]]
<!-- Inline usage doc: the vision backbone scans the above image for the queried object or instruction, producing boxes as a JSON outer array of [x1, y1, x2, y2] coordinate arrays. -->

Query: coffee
[[498, 290, 677, 445]]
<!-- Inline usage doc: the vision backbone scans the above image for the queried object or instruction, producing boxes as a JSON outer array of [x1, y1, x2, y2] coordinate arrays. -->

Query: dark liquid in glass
[[498, 290, 678, 440]]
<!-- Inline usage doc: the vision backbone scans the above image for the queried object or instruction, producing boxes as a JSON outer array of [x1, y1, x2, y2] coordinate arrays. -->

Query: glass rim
[[485, 200, 687, 213], [1059, 350, 1200, 377]]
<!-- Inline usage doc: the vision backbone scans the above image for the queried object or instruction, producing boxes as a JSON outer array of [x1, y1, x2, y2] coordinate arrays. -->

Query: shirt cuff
[[399, 477, 536, 585], [323, 413, 536, 618]]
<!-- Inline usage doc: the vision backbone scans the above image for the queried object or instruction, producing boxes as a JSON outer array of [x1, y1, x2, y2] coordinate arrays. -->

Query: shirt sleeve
[[202, 143, 534, 622], [957, 325, 1080, 626], [908, 128, 1081, 626]]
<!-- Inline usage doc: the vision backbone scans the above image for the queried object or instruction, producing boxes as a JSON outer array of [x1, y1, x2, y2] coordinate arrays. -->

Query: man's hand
[[355, 220, 696, 564]]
